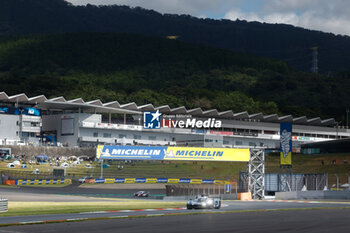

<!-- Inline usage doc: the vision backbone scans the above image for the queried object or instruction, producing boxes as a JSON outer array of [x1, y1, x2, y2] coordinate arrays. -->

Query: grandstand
[[0, 91, 349, 150]]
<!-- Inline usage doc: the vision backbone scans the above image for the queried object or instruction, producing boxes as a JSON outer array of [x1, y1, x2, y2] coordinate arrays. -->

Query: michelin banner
[[280, 122, 292, 165], [97, 145, 250, 162]]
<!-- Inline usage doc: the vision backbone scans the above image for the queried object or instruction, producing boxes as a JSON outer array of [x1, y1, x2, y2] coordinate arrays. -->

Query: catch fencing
[[0, 199, 8, 212], [240, 172, 328, 193]]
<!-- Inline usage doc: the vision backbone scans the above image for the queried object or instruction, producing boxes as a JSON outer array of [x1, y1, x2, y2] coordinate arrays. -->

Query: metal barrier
[[0, 199, 8, 212]]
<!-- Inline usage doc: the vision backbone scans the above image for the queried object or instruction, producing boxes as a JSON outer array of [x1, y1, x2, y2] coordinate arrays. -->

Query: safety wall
[[84, 178, 230, 185]]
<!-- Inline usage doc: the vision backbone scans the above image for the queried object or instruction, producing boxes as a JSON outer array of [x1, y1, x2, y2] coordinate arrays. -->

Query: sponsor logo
[[143, 110, 162, 129], [143, 111, 222, 129], [162, 118, 221, 128]]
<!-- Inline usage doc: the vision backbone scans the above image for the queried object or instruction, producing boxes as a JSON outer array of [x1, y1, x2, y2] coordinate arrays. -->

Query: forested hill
[[1, 0, 350, 73], [1, 32, 349, 121]]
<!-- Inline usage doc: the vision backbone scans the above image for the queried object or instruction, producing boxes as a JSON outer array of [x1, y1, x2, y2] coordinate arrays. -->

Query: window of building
[[21, 132, 29, 137], [103, 133, 111, 138], [119, 134, 126, 138], [31, 122, 40, 127], [134, 135, 141, 139], [148, 136, 156, 140], [249, 142, 256, 147], [22, 121, 31, 127], [93, 132, 98, 137], [235, 141, 242, 145]]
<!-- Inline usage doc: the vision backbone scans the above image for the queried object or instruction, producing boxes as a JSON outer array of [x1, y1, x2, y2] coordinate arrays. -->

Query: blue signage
[[225, 184, 231, 192], [98, 145, 166, 160], [280, 122, 293, 165]]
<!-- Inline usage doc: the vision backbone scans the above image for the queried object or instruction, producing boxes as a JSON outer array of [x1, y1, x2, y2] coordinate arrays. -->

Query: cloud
[[225, 0, 350, 36]]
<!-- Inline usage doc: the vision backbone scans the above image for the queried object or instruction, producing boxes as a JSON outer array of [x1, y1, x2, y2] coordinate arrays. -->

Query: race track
[[1, 208, 350, 233], [1, 185, 350, 232]]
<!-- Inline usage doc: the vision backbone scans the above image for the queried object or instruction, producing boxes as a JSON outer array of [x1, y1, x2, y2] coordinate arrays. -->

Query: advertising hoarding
[[96, 145, 250, 162], [280, 122, 292, 165]]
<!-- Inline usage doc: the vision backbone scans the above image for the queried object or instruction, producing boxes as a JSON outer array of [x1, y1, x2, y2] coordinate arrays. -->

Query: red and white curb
[[15, 212, 184, 225], [79, 207, 186, 214], [11, 207, 233, 226]]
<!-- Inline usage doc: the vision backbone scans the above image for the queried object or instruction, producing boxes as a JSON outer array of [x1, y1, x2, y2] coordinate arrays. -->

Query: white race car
[[134, 191, 150, 197], [187, 195, 221, 209]]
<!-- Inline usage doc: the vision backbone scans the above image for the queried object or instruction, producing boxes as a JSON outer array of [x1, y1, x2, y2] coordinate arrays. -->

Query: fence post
[[235, 182, 238, 199], [335, 174, 339, 190], [315, 175, 318, 191]]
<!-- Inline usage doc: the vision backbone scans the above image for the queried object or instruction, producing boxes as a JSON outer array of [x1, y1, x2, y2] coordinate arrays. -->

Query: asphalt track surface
[[1, 208, 350, 233], [0, 184, 165, 201], [1, 199, 350, 225], [1, 185, 350, 232]]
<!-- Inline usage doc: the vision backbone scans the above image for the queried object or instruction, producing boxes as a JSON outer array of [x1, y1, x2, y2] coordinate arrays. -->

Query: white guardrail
[[0, 199, 8, 212]]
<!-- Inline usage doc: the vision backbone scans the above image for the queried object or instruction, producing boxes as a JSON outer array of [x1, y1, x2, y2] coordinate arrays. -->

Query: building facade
[[1, 92, 349, 150]]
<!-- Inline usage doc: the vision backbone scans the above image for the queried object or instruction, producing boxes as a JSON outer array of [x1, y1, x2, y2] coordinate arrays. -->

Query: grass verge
[[0, 201, 185, 217]]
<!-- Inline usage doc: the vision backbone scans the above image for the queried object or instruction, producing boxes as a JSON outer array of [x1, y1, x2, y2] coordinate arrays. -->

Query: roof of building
[[0, 91, 336, 126]]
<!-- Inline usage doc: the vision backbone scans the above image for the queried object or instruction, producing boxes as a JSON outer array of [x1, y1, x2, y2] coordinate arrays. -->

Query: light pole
[[346, 109, 349, 129]]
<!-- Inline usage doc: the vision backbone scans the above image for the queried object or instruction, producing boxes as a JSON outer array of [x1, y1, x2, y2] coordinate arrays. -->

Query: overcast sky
[[67, 0, 350, 36]]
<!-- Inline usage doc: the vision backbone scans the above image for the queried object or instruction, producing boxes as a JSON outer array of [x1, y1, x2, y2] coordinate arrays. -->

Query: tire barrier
[[0, 199, 8, 212], [4, 178, 228, 185], [4, 179, 72, 185]]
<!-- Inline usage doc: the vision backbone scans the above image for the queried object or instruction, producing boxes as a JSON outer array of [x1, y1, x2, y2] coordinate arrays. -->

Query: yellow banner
[[146, 178, 157, 183], [214, 180, 225, 185], [96, 145, 104, 158], [280, 152, 292, 165], [125, 178, 135, 184], [105, 178, 115, 184], [164, 147, 250, 162], [168, 178, 179, 184], [190, 179, 202, 184]]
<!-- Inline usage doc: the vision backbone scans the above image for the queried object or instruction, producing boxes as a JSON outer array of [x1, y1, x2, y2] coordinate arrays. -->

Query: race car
[[134, 191, 150, 197], [186, 195, 221, 209]]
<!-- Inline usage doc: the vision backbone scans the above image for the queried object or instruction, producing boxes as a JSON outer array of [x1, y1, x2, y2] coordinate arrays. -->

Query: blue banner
[[280, 122, 292, 165], [97, 145, 166, 160], [179, 178, 191, 183], [202, 179, 215, 184], [95, 179, 105, 183], [135, 178, 146, 183], [115, 178, 125, 183], [225, 184, 231, 192]]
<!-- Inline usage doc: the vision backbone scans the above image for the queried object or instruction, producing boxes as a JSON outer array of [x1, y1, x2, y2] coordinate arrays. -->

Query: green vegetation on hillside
[[1, 0, 350, 72], [0, 33, 349, 120]]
